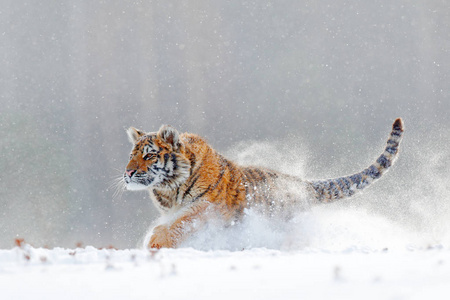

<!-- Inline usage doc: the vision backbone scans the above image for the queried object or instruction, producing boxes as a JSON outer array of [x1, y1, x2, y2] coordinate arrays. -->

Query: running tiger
[[123, 118, 404, 249]]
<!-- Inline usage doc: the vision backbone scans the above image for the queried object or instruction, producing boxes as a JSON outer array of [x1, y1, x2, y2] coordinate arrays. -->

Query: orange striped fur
[[124, 119, 404, 248]]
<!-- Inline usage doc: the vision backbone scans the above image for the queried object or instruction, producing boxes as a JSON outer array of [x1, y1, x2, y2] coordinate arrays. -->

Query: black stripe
[[163, 153, 169, 169], [191, 155, 204, 175], [171, 153, 178, 171], [316, 186, 325, 201], [328, 181, 339, 199], [183, 155, 205, 192], [350, 174, 362, 186], [246, 168, 255, 179], [267, 172, 278, 180], [213, 156, 229, 196], [192, 163, 226, 202], [245, 169, 257, 187], [321, 181, 331, 200], [183, 173, 201, 198], [254, 169, 267, 183], [336, 178, 347, 193], [153, 190, 164, 205], [363, 165, 381, 179], [377, 154, 391, 168], [189, 152, 196, 176], [391, 130, 402, 137], [387, 138, 398, 145], [212, 162, 226, 190], [234, 187, 242, 202], [175, 187, 180, 200], [223, 159, 236, 181], [385, 146, 397, 155], [314, 181, 327, 200], [193, 186, 211, 201], [341, 177, 355, 196], [214, 184, 226, 200], [341, 177, 351, 189], [250, 169, 262, 184]]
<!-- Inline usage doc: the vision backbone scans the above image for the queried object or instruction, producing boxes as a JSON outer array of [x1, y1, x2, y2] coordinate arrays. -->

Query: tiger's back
[[123, 119, 404, 248]]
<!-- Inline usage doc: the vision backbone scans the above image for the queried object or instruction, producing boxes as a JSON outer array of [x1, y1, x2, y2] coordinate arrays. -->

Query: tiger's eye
[[144, 153, 156, 161]]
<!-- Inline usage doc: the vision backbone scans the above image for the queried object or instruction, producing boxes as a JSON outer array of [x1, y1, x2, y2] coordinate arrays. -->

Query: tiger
[[123, 118, 404, 249]]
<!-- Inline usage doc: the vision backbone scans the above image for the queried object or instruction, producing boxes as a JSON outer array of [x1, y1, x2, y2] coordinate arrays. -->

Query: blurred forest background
[[1, 0, 449, 249]]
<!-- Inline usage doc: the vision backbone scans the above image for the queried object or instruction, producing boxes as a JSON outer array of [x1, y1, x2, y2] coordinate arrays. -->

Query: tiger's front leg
[[148, 224, 173, 249], [148, 201, 212, 249]]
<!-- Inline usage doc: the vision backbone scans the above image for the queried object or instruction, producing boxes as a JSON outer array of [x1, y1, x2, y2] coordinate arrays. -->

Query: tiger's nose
[[125, 169, 136, 178]]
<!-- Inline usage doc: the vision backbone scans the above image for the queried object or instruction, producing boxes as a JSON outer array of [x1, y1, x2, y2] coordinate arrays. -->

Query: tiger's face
[[124, 125, 190, 190]]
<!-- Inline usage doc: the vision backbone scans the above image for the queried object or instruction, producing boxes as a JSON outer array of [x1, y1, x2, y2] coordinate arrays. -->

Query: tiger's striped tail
[[309, 118, 404, 203]]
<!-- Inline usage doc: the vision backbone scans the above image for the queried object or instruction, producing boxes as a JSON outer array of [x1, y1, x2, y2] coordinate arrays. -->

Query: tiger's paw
[[148, 225, 174, 249]]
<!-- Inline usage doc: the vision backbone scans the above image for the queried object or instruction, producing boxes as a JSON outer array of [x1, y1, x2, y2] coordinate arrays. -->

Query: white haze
[[1, 0, 449, 249]]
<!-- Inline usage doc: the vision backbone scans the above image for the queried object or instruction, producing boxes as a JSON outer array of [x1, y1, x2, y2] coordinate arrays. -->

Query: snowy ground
[[1, 245, 450, 300], [1, 207, 450, 300]]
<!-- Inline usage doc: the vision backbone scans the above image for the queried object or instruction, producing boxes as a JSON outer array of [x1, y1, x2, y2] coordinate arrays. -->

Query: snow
[[1, 245, 450, 300], [2, 206, 450, 300]]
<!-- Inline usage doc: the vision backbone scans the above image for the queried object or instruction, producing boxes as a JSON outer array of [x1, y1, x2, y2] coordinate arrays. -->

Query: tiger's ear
[[127, 127, 145, 144], [157, 125, 180, 150]]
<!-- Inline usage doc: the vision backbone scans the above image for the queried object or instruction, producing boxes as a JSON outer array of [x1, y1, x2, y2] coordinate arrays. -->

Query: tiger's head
[[124, 125, 190, 191]]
